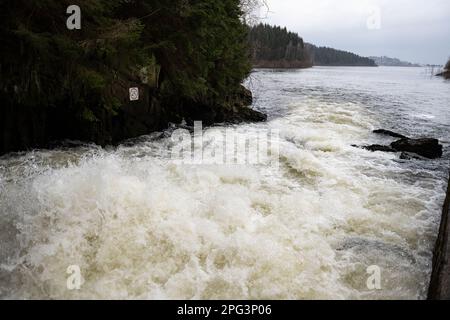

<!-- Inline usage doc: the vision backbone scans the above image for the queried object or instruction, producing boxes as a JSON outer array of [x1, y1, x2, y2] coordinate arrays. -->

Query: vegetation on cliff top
[[0, 0, 252, 122]]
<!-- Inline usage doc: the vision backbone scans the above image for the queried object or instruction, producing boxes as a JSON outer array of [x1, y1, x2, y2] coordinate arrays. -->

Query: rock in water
[[399, 152, 425, 160], [239, 87, 253, 106], [360, 145, 396, 153], [391, 138, 443, 159], [373, 129, 408, 139]]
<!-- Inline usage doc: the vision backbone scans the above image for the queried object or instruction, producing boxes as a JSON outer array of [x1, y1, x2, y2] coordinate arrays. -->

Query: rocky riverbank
[[437, 70, 450, 79], [437, 60, 450, 79], [0, 1, 264, 157], [428, 173, 450, 299], [0, 85, 266, 156]]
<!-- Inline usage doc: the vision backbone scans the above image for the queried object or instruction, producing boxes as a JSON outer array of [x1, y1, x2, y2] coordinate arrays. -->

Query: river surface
[[1, 67, 449, 299]]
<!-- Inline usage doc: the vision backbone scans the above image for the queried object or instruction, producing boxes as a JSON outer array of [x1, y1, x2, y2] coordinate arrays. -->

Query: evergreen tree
[[247, 23, 311, 68], [0, 0, 252, 122], [306, 44, 376, 66], [247, 23, 376, 67]]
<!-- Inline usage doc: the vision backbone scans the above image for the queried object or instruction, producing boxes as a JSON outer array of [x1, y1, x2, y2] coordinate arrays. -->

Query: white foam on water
[[0, 98, 446, 300]]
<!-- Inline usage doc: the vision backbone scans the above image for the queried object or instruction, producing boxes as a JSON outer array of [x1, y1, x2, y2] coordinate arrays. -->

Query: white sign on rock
[[129, 87, 139, 101]]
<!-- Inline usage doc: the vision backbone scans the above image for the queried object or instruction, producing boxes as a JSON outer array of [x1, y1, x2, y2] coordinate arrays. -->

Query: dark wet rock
[[355, 133, 444, 160], [234, 104, 267, 123], [436, 70, 450, 80], [181, 86, 266, 126], [239, 87, 253, 106], [356, 130, 444, 160], [373, 129, 408, 139], [358, 144, 396, 153], [391, 138, 443, 159], [399, 152, 425, 160]]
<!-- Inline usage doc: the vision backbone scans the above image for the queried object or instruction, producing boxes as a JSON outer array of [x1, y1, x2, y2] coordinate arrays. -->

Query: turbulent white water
[[1, 67, 449, 299]]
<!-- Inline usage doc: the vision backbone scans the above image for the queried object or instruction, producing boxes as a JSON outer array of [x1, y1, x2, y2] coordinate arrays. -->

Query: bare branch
[[240, 0, 270, 25]]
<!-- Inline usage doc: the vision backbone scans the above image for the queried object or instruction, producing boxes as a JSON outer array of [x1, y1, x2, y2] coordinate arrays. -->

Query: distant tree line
[[247, 23, 311, 68], [368, 56, 420, 67], [307, 44, 376, 66], [248, 23, 376, 67]]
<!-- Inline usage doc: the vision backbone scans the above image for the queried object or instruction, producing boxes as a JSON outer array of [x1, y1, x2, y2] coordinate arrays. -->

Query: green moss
[[79, 69, 106, 91], [82, 108, 99, 122]]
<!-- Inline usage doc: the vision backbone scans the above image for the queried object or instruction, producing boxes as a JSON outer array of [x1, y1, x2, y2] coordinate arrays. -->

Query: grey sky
[[258, 0, 450, 65]]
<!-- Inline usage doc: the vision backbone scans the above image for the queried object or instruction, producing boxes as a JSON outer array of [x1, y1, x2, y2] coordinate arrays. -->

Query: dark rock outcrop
[[180, 86, 266, 126], [399, 152, 426, 160], [428, 173, 450, 300], [436, 70, 450, 80], [360, 145, 396, 153], [239, 87, 253, 106], [373, 129, 408, 139], [356, 129, 444, 160], [0, 85, 266, 156], [391, 138, 443, 159]]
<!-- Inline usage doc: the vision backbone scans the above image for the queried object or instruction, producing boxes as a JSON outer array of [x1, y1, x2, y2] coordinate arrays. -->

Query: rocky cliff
[[0, 85, 265, 155], [0, 0, 266, 156]]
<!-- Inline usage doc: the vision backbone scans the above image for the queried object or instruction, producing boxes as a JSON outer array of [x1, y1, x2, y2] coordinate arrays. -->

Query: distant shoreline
[[251, 64, 435, 69]]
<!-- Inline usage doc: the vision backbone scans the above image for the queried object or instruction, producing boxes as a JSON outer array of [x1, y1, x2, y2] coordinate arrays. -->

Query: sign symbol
[[129, 87, 139, 101]]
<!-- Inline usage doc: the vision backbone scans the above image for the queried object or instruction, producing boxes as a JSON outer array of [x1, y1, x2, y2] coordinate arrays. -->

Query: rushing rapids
[[0, 67, 449, 299]]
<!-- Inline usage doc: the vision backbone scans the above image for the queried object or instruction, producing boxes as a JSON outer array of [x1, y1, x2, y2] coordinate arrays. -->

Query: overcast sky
[[257, 0, 450, 65]]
